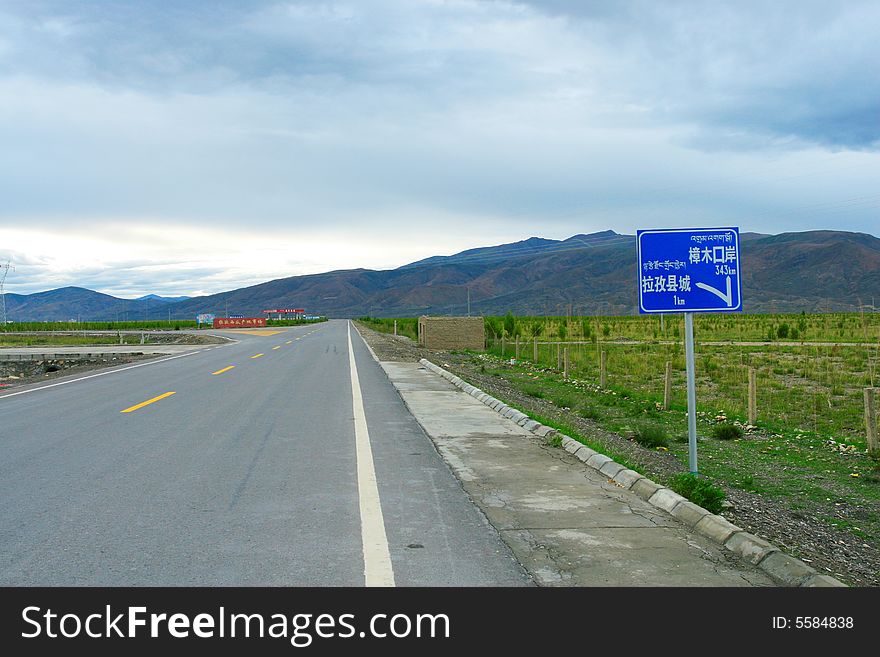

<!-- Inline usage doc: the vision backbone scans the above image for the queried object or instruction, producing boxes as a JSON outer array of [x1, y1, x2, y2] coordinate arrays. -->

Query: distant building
[[418, 316, 485, 350]]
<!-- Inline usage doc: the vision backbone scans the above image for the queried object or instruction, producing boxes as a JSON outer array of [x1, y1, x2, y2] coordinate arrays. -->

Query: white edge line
[[347, 320, 395, 587], [0, 350, 202, 400], [351, 322, 382, 364]]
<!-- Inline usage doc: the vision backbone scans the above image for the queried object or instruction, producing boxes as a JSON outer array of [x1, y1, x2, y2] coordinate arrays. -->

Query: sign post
[[637, 227, 743, 473], [684, 312, 698, 472]]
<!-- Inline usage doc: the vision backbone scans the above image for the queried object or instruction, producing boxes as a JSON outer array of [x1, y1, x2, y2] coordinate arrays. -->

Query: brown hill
[[6, 230, 880, 320]]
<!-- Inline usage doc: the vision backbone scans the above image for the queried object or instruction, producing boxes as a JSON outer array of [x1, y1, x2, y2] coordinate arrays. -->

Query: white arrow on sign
[[695, 275, 733, 307]]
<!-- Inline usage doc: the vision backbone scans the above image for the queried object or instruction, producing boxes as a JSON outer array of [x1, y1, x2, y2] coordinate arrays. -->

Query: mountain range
[[4, 229, 879, 321], [135, 294, 191, 303]]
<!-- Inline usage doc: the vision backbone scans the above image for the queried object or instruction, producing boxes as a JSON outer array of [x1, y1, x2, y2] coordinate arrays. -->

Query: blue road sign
[[637, 227, 742, 314]]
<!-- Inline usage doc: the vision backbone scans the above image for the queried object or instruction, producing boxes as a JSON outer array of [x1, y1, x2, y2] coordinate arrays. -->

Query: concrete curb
[[418, 358, 847, 588]]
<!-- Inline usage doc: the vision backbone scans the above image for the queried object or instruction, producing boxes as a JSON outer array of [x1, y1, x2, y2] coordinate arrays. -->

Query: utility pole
[[0, 261, 13, 327], [467, 287, 471, 317]]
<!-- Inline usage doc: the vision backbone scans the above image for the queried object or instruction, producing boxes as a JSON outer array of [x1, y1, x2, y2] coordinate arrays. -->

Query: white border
[[637, 227, 742, 314]]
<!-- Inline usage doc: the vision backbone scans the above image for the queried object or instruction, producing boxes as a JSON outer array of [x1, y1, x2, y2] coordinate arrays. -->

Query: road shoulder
[[379, 359, 776, 586]]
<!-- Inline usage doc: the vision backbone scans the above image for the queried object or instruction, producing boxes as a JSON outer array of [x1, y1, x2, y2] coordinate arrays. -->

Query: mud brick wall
[[418, 316, 485, 350]]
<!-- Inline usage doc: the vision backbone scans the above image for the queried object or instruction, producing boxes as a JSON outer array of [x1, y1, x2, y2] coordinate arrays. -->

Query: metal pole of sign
[[684, 312, 698, 473]]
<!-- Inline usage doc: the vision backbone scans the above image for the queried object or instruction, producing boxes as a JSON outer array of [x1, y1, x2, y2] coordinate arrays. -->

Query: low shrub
[[712, 423, 743, 440], [669, 473, 725, 514], [633, 424, 669, 448]]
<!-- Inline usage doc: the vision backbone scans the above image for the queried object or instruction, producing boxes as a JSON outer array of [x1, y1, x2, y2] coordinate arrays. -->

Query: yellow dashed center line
[[272, 346, 281, 350], [285, 340, 292, 344], [251, 353, 264, 359], [121, 391, 176, 413], [212, 366, 235, 375]]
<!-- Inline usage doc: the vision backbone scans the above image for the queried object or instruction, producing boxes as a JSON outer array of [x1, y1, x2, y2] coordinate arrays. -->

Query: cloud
[[0, 0, 878, 296], [0, 213, 505, 296], [523, 0, 880, 149]]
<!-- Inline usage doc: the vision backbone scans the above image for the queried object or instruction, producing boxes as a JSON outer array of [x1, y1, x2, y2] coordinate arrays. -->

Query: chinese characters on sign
[[637, 228, 742, 313], [212, 317, 267, 328]]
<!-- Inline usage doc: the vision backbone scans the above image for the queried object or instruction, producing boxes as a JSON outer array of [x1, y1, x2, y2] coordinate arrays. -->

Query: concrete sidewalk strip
[[382, 361, 766, 586], [410, 358, 846, 587]]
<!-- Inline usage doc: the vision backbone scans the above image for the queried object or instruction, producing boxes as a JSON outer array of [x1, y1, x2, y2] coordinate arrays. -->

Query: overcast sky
[[1, 0, 878, 297]]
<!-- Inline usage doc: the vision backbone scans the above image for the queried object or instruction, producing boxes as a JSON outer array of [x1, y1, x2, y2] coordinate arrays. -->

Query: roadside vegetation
[[368, 311, 880, 447], [2, 320, 199, 332], [358, 316, 419, 341], [0, 334, 157, 347], [365, 310, 880, 577]]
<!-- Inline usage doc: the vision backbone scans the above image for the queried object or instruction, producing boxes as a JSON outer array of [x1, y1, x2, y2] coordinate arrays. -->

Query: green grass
[[0, 334, 153, 347], [579, 406, 601, 420], [358, 317, 419, 341], [634, 424, 670, 449], [3, 320, 199, 331], [486, 334, 878, 449], [522, 385, 546, 398], [712, 423, 744, 440], [481, 311, 880, 344], [669, 473, 726, 514]]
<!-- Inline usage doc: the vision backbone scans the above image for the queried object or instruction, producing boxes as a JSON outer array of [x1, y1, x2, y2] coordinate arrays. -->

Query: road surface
[[0, 320, 529, 586]]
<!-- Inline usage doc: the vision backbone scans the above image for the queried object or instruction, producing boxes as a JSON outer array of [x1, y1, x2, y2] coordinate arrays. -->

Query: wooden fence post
[[557, 344, 562, 370], [599, 350, 607, 387], [515, 336, 520, 359], [663, 360, 672, 410], [564, 347, 569, 379], [748, 368, 757, 426], [501, 336, 505, 357], [393, 320, 398, 336], [533, 338, 538, 363], [866, 388, 878, 458]]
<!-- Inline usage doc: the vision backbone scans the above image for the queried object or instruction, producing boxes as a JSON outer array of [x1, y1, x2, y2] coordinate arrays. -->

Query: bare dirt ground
[[356, 322, 880, 586], [0, 332, 227, 388], [0, 354, 160, 389]]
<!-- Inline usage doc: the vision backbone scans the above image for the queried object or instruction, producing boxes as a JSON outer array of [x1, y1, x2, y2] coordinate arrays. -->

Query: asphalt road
[[0, 320, 529, 586]]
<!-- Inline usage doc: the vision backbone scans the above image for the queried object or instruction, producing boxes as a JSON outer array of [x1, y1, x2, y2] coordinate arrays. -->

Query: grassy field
[[482, 310, 880, 344], [0, 334, 158, 347], [369, 312, 879, 445], [484, 314, 879, 447], [2, 320, 199, 332]]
